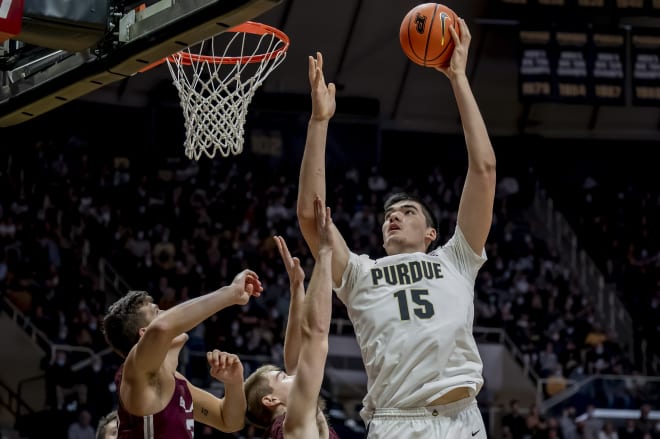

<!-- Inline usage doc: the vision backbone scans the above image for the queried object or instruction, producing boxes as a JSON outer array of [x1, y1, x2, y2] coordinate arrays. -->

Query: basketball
[[399, 3, 460, 68]]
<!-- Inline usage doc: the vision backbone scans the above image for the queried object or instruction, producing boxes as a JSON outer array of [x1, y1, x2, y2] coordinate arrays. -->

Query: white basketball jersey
[[335, 227, 486, 423]]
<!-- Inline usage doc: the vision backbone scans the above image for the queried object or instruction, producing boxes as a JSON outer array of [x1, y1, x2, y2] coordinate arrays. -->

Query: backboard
[[0, 0, 282, 127]]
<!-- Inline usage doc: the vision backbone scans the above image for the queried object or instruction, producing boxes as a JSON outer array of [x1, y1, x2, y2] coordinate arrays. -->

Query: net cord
[[166, 31, 287, 160]]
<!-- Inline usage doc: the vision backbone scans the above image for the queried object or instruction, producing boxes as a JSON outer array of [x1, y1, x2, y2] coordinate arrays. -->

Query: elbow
[[296, 207, 310, 222], [471, 157, 496, 182], [296, 205, 315, 223], [301, 322, 330, 341], [223, 419, 245, 433], [478, 156, 496, 174]]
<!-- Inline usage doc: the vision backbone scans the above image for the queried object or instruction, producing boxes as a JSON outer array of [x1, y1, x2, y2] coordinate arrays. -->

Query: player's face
[[137, 298, 168, 340], [382, 200, 434, 255], [139, 299, 161, 326], [265, 369, 295, 405], [103, 419, 118, 439]]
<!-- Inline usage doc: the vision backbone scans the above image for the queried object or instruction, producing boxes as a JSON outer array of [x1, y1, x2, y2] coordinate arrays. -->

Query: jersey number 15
[[393, 289, 435, 320]]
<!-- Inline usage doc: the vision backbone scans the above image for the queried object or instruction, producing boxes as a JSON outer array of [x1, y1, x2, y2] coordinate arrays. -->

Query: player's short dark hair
[[96, 410, 117, 439], [102, 291, 152, 358], [244, 365, 280, 428], [383, 192, 439, 250]]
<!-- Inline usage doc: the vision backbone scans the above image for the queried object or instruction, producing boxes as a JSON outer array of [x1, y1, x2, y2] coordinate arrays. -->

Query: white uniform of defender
[[335, 227, 487, 438]]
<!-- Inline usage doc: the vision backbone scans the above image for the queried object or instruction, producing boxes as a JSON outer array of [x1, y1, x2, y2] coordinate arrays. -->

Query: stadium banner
[[631, 29, 660, 106], [554, 29, 590, 103], [590, 29, 626, 105], [518, 28, 554, 101]]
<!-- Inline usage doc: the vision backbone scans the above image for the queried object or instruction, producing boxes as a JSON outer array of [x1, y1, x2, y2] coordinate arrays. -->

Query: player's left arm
[[184, 350, 246, 432], [438, 19, 496, 254], [284, 198, 333, 438]]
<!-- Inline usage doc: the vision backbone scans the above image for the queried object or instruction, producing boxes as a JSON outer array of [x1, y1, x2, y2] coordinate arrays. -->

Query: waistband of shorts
[[372, 397, 476, 420]]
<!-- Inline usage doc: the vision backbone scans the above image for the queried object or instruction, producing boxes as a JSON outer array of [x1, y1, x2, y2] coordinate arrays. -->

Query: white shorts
[[366, 397, 487, 439]]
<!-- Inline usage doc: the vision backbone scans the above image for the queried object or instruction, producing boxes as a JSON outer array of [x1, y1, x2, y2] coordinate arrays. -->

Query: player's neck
[[386, 244, 427, 256]]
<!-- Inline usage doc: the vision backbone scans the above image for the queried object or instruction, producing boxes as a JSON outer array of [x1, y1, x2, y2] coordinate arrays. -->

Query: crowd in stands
[[0, 131, 657, 438], [501, 400, 659, 439], [544, 167, 659, 374]]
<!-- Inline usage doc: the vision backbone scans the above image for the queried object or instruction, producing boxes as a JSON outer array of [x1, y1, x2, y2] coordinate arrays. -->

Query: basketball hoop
[[165, 21, 289, 160]]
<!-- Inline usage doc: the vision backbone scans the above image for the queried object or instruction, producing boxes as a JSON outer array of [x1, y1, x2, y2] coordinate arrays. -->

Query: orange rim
[[139, 21, 289, 72], [170, 21, 289, 65]]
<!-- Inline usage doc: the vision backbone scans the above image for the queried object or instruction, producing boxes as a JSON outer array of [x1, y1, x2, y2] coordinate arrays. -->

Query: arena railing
[[98, 257, 132, 303], [532, 187, 635, 365], [540, 374, 660, 415], [1, 296, 99, 364]]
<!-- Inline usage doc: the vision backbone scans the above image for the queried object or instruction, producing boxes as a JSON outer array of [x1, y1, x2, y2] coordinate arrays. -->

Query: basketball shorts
[[366, 397, 487, 439]]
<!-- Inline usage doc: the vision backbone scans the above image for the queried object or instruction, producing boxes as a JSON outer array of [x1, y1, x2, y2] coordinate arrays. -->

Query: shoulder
[[345, 251, 378, 269]]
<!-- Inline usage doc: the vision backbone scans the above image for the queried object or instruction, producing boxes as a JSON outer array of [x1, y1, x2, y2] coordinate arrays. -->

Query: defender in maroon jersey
[[115, 367, 194, 438], [103, 270, 263, 438], [245, 200, 341, 438]]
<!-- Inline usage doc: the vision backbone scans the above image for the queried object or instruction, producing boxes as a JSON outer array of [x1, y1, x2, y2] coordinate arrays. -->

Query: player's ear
[[138, 327, 147, 338], [426, 227, 437, 243], [262, 395, 280, 408]]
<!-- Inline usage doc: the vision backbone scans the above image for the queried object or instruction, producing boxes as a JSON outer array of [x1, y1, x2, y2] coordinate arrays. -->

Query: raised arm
[[121, 271, 262, 416], [439, 19, 496, 254], [296, 52, 350, 286], [187, 350, 246, 432], [127, 270, 262, 376], [274, 236, 305, 374], [284, 198, 334, 438]]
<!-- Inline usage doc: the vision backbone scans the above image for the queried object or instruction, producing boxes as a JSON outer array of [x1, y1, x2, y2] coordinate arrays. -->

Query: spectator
[[502, 399, 529, 439], [618, 419, 640, 439], [68, 409, 95, 439], [526, 404, 546, 438], [45, 350, 87, 410], [559, 406, 579, 439], [581, 405, 604, 439], [545, 367, 568, 397], [636, 404, 655, 436], [598, 422, 620, 439]]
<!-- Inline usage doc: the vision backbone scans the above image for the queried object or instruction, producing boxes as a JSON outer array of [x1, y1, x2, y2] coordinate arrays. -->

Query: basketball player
[[244, 198, 340, 438], [297, 19, 494, 439], [96, 410, 118, 439], [102, 270, 263, 438]]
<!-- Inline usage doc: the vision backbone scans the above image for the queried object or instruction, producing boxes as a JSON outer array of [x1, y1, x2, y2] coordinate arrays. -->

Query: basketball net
[[166, 22, 288, 160]]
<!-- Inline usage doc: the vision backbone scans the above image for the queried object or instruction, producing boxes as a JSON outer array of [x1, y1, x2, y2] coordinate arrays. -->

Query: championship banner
[[613, 0, 649, 15], [0, 0, 23, 42], [631, 29, 660, 106], [498, 0, 657, 15], [555, 30, 590, 102], [572, 0, 611, 14], [498, 0, 612, 15], [519, 29, 554, 100], [590, 30, 626, 104]]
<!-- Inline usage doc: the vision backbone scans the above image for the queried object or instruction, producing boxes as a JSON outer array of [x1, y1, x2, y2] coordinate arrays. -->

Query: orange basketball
[[399, 3, 460, 68]]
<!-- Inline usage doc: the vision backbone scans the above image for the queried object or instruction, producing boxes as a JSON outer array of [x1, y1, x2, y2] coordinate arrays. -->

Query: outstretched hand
[[314, 196, 334, 251], [308, 52, 336, 121], [274, 236, 305, 289], [230, 269, 263, 305], [207, 350, 244, 385], [435, 18, 471, 79]]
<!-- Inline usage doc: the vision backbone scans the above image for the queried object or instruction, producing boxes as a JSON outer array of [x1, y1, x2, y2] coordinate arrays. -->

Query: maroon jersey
[[264, 414, 341, 439], [115, 366, 195, 438]]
